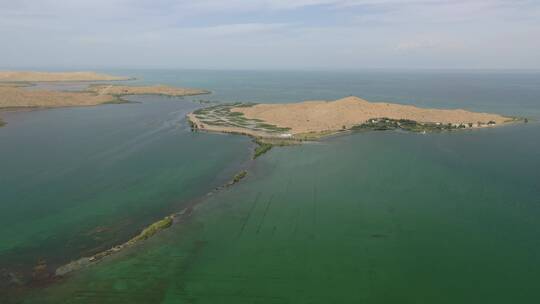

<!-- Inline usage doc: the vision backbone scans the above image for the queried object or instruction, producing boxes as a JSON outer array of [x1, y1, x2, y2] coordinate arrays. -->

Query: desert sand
[[234, 96, 510, 134], [0, 79, 210, 127], [0, 84, 209, 110], [189, 96, 513, 139], [0, 86, 116, 108], [0, 71, 130, 82], [87, 85, 210, 97]]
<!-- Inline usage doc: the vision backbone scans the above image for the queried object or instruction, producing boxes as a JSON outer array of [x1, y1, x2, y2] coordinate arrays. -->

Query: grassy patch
[[102, 97, 128, 104], [228, 111, 244, 117], [193, 103, 292, 134], [232, 171, 248, 184], [351, 118, 474, 133], [254, 140, 273, 159], [129, 216, 173, 243], [295, 130, 341, 140], [234, 103, 256, 108]]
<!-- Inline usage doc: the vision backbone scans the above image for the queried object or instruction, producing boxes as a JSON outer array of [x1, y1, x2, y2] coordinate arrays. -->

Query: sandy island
[[0, 71, 210, 126], [0, 86, 117, 108], [87, 84, 210, 97], [0, 85, 209, 109], [0, 71, 130, 82], [188, 96, 518, 141]]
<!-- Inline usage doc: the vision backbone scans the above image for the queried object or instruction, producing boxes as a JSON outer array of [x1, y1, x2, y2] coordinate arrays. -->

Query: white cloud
[[0, 0, 538, 69]]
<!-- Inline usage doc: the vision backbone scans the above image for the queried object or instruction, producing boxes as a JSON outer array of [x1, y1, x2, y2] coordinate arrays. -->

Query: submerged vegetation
[[56, 164, 255, 277], [0, 118, 5, 127], [129, 216, 174, 243], [231, 171, 248, 185], [56, 215, 175, 276]]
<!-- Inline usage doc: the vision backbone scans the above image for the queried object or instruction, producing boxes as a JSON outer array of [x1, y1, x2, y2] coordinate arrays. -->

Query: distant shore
[[87, 84, 210, 98], [0, 71, 132, 82], [0, 71, 210, 127]]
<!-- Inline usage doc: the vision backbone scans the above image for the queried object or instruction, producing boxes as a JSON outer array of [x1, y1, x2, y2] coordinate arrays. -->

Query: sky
[[1, 0, 539, 70]]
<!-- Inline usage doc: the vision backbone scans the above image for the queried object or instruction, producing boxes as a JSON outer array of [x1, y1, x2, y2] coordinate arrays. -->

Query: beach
[[189, 96, 515, 140], [87, 84, 210, 97]]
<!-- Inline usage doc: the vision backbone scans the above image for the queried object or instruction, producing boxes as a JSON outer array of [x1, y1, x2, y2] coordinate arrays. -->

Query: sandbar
[[87, 84, 210, 97]]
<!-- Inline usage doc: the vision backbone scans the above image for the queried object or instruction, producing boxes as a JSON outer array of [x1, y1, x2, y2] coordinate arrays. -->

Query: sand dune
[[87, 85, 210, 97], [0, 71, 130, 82], [0, 86, 116, 108], [233, 96, 511, 134], [0, 83, 209, 110]]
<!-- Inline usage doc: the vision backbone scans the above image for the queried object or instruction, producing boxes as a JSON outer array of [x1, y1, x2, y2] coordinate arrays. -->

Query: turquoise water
[[1, 70, 540, 303], [0, 95, 252, 282], [109, 69, 540, 117]]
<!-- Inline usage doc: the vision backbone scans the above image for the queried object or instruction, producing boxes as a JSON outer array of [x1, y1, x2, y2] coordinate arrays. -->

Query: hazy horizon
[[1, 0, 539, 70]]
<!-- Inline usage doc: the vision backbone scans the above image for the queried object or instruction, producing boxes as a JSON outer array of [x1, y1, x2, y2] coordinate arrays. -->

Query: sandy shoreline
[[0, 86, 118, 109], [0, 72, 211, 127], [0, 71, 131, 82], [0, 85, 210, 110], [189, 96, 518, 140], [87, 84, 210, 97]]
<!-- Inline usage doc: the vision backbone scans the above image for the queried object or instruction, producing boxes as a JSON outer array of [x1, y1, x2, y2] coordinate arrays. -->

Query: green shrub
[[232, 171, 248, 183], [130, 216, 173, 243], [254, 141, 273, 159]]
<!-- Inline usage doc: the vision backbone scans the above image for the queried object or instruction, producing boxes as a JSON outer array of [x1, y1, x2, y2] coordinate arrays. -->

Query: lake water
[[1, 70, 540, 303]]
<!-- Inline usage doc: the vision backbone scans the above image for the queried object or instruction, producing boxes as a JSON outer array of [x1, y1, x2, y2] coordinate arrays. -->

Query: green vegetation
[[353, 118, 400, 131], [255, 123, 291, 132], [234, 103, 256, 108], [102, 97, 127, 104], [254, 141, 273, 159], [351, 118, 475, 133], [0, 118, 5, 127], [192, 103, 291, 134], [129, 216, 173, 243], [251, 138, 300, 158], [295, 130, 342, 141], [232, 171, 248, 184]]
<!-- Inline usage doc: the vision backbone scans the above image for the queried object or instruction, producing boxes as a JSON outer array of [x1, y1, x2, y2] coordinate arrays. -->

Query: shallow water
[[19, 123, 540, 304], [0, 95, 252, 281], [1, 70, 540, 303]]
